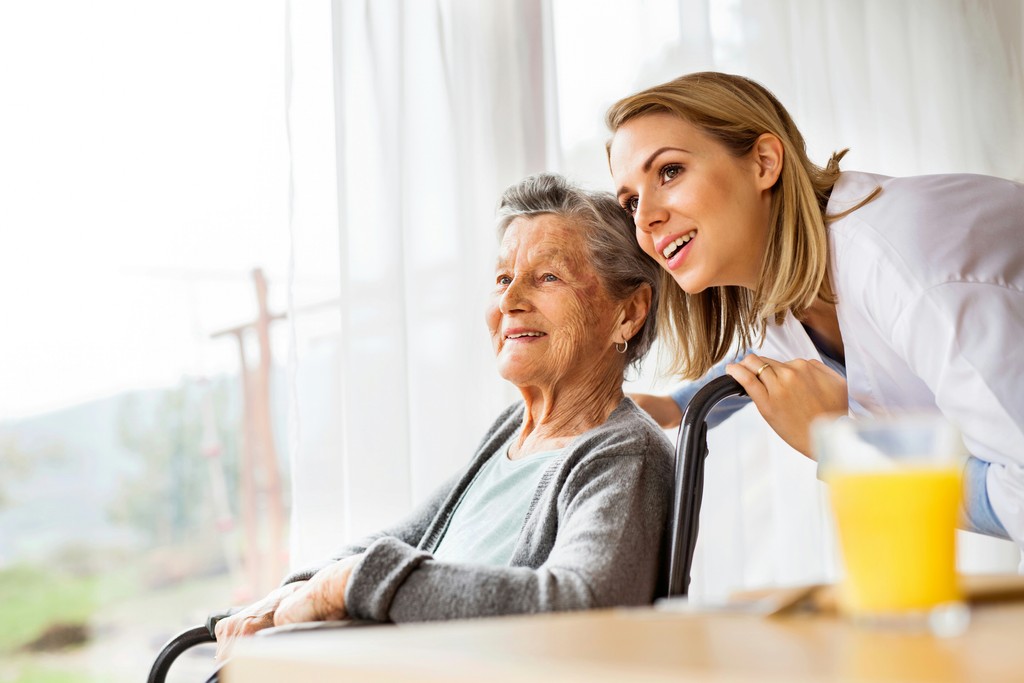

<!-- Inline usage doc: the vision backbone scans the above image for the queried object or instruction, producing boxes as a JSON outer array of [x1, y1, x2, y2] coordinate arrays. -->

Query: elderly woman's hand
[[214, 580, 307, 660], [273, 554, 364, 627], [727, 354, 848, 457]]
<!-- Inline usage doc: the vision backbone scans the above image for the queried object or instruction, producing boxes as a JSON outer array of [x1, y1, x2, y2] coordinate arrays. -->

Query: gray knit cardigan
[[283, 397, 674, 623]]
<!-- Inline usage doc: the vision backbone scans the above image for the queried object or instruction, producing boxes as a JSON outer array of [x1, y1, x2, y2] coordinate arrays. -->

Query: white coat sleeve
[[893, 281, 1024, 549]]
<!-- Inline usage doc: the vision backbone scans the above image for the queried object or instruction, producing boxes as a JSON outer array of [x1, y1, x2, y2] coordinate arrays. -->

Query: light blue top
[[668, 355, 749, 429], [432, 438, 564, 566], [667, 343, 1007, 539]]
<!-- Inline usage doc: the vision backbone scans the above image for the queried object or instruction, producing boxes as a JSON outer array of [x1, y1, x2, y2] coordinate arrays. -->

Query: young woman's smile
[[608, 112, 776, 293]]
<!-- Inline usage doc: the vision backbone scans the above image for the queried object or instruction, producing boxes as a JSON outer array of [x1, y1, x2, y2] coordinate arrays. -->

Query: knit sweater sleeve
[[343, 415, 673, 622], [280, 473, 460, 584]]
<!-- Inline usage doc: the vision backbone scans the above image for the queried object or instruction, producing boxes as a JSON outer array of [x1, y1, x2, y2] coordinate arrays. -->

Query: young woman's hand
[[273, 554, 365, 627], [213, 580, 308, 660], [726, 354, 848, 457]]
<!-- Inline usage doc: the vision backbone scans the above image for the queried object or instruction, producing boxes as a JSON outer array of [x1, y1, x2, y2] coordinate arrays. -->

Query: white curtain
[[288, 0, 557, 568], [733, 0, 1024, 181], [287, 0, 1024, 589]]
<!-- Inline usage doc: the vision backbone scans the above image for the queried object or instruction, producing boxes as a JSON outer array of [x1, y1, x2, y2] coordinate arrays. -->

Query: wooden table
[[223, 598, 1024, 682]]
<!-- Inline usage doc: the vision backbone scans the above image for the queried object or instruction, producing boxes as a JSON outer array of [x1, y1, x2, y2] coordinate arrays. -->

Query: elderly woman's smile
[[504, 329, 546, 342]]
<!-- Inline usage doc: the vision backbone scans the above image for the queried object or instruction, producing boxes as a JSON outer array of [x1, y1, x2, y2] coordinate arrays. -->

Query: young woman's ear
[[753, 133, 784, 189]]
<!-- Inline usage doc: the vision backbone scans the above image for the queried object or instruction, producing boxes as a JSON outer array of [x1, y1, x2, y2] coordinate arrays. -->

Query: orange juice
[[827, 467, 962, 615]]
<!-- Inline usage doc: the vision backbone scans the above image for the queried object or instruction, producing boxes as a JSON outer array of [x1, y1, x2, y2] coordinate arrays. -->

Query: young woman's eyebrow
[[616, 146, 690, 197]]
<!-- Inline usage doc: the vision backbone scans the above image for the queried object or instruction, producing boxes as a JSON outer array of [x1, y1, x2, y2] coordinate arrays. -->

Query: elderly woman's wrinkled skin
[[213, 582, 305, 659], [486, 214, 648, 458], [216, 555, 364, 659]]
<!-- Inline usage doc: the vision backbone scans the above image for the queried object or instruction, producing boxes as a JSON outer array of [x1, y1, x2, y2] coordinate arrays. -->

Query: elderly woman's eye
[[542, 273, 559, 282], [661, 164, 683, 182], [497, 275, 512, 286]]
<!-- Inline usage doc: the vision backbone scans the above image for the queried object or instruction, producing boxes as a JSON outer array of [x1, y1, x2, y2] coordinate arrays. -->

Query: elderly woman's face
[[486, 215, 621, 390]]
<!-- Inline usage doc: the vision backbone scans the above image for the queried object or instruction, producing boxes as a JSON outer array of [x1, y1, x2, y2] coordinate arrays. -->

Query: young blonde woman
[[607, 71, 1024, 553]]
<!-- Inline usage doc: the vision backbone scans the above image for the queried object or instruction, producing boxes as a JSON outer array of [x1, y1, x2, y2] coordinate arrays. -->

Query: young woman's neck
[[798, 297, 844, 363], [513, 361, 625, 459]]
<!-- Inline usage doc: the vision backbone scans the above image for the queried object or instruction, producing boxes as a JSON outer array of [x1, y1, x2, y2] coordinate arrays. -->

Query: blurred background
[[1, 1, 1022, 680]]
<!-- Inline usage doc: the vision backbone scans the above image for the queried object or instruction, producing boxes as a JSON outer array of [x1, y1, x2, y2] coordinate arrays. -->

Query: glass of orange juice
[[813, 414, 966, 625]]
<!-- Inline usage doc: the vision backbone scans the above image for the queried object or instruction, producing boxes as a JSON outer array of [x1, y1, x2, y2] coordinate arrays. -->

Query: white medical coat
[[759, 171, 1024, 550]]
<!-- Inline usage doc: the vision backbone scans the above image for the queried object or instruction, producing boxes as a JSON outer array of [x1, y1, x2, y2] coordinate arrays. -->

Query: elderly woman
[[214, 173, 671, 658]]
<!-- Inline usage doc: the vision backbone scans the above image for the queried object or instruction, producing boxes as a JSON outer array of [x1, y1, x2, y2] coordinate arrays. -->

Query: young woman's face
[[609, 113, 774, 293]]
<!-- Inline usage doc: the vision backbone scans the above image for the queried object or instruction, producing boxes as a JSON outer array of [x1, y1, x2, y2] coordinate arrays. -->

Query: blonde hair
[[606, 71, 876, 379]]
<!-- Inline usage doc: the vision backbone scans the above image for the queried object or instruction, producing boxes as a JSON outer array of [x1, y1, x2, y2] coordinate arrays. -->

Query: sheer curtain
[[288, 0, 1023, 589], [289, 0, 557, 568]]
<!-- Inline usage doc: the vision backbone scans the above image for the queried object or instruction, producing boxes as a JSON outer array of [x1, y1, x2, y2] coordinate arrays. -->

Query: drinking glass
[[813, 414, 966, 625]]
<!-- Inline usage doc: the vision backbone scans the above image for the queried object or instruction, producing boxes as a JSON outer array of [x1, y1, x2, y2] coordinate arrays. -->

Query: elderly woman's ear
[[614, 283, 653, 345]]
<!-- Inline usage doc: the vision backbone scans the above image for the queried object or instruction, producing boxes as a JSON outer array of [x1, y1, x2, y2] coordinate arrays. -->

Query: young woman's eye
[[622, 196, 639, 216], [660, 164, 683, 183]]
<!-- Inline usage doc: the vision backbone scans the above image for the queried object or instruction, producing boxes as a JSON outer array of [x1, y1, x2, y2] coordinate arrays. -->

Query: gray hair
[[495, 173, 661, 370]]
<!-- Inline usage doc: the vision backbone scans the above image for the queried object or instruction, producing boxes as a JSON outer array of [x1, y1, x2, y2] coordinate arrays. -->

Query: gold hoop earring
[[614, 340, 628, 354]]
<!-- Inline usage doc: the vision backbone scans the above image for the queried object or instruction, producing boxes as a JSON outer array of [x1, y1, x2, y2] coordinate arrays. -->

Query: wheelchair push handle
[[665, 375, 747, 598], [147, 608, 237, 683]]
